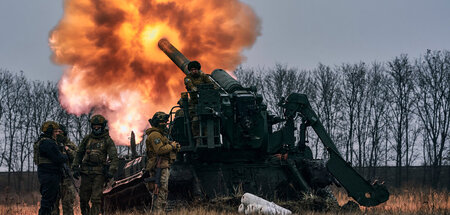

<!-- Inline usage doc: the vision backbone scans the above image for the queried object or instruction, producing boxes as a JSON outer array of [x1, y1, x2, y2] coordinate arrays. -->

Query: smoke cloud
[[50, 0, 261, 145]]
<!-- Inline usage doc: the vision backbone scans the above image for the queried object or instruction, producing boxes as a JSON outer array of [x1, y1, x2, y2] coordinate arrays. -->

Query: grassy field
[[1, 186, 448, 215]]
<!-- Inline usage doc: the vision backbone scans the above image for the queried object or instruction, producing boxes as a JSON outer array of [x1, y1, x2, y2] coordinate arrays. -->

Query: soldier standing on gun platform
[[184, 61, 212, 103], [52, 124, 78, 215], [144, 112, 180, 212], [71, 115, 118, 215], [184, 61, 212, 144], [34, 121, 68, 215]]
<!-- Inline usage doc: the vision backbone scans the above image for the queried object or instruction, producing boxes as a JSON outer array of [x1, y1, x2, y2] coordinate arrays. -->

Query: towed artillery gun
[[103, 39, 389, 211]]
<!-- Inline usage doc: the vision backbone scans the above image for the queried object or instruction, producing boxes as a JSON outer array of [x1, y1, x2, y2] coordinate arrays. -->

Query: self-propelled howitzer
[[102, 39, 389, 211], [159, 38, 389, 206]]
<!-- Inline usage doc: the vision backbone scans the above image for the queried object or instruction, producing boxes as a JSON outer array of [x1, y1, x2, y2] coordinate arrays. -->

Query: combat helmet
[[90, 114, 107, 135], [90, 114, 107, 126], [149, 112, 169, 127], [41, 121, 59, 136]]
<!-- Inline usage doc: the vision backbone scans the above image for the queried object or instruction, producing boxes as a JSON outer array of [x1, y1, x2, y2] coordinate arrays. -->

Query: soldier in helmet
[[34, 121, 68, 215], [52, 124, 77, 215], [72, 114, 118, 215], [184, 61, 213, 144], [144, 111, 180, 211]]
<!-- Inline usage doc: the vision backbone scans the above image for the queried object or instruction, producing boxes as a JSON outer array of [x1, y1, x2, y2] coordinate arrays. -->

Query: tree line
[[235, 50, 449, 188], [0, 50, 449, 191], [0, 70, 91, 192]]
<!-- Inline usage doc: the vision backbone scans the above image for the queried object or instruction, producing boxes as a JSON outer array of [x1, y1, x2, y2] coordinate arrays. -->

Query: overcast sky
[[1, 0, 449, 82]]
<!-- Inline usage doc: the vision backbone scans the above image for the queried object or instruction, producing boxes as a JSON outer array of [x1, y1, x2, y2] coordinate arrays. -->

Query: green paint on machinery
[[103, 39, 389, 210]]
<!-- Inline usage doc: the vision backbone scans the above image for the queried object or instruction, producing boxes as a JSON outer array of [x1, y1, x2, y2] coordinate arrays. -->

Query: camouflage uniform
[[52, 134, 77, 215], [184, 72, 212, 104], [184, 64, 212, 142], [145, 112, 179, 211], [72, 115, 118, 215]]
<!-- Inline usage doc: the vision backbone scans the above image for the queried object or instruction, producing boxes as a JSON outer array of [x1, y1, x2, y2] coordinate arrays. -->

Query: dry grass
[[0, 187, 448, 215], [331, 186, 449, 215]]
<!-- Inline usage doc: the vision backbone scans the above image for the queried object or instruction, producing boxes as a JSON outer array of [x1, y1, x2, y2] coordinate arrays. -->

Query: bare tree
[[310, 63, 343, 158], [386, 54, 415, 187], [15, 81, 33, 191], [234, 66, 263, 90], [0, 69, 6, 121], [414, 50, 450, 187], [29, 81, 59, 139], [354, 67, 371, 169], [0, 69, 9, 166], [340, 62, 368, 165], [71, 113, 91, 145], [261, 64, 307, 117], [2, 71, 28, 187], [365, 62, 390, 177]]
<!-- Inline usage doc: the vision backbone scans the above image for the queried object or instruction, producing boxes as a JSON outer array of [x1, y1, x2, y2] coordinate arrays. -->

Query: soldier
[[52, 124, 77, 215], [144, 112, 180, 211], [184, 60, 212, 103], [72, 115, 119, 215], [184, 61, 213, 144], [34, 121, 68, 215]]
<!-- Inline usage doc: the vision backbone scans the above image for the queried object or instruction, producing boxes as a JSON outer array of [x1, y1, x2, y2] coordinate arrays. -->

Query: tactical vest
[[33, 137, 53, 165], [81, 137, 108, 166]]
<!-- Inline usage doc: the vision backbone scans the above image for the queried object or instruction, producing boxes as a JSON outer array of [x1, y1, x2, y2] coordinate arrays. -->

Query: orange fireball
[[49, 0, 261, 145]]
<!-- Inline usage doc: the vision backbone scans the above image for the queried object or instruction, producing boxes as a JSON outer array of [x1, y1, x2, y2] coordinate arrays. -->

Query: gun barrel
[[158, 38, 242, 93], [158, 38, 190, 75], [211, 69, 244, 93]]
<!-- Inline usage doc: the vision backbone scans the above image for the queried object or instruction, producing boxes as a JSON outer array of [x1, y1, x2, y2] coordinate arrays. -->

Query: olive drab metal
[[102, 39, 390, 211]]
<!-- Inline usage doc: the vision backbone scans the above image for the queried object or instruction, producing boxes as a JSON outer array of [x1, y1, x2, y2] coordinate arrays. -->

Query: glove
[[72, 166, 80, 180], [171, 142, 181, 152]]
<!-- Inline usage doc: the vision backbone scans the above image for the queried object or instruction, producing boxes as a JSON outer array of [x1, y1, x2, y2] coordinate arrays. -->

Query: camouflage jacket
[[58, 138, 77, 166], [184, 72, 212, 103], [145, 127, 177, 170], [73, 130, 118, 175]]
